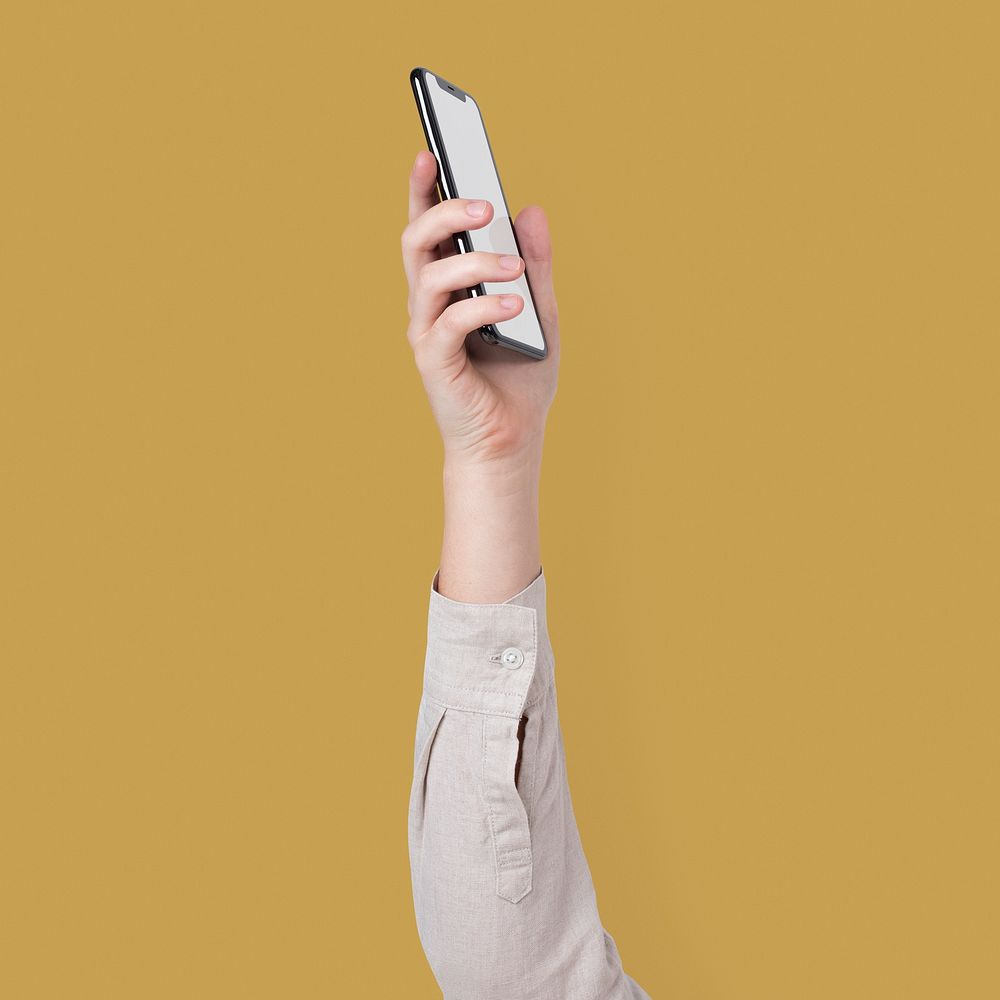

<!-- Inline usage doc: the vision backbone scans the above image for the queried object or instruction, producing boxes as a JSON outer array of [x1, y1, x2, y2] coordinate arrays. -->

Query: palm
[[435, 206, 560, 457]]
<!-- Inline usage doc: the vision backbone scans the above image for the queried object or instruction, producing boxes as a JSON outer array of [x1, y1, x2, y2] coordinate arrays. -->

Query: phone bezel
[[409, 67, 548, 361]]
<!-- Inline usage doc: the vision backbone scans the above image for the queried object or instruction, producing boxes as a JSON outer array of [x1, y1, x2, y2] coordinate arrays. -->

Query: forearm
[[438, 448, 543, 603]]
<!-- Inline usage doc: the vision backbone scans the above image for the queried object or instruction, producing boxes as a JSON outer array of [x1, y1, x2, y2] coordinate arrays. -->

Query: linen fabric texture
[[408, 565, 651, 999]]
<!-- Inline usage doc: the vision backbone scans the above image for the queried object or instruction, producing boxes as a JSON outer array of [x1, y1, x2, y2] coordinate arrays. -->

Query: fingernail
[[466, 200, 488, 217], [500, 295, 520, 309], [499, 255, 521, 271]]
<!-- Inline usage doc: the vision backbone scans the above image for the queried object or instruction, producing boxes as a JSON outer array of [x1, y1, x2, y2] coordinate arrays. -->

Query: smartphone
[[410, 67, 548, 360]]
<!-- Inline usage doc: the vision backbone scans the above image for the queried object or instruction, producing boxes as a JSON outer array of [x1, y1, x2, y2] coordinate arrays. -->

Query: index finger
[[408, 150, 439, 223]]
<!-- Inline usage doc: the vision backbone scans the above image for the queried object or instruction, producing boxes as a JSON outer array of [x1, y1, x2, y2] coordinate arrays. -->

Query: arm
[[402, 151, 650, 999]]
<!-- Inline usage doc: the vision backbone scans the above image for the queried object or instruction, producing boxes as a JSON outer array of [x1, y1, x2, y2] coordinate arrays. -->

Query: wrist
[[439, 450, 542, 604], [443, 446, 543, 495]]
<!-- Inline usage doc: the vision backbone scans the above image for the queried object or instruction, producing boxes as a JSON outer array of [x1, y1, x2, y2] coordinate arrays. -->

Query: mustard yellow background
[[1, 2, 997, 997]]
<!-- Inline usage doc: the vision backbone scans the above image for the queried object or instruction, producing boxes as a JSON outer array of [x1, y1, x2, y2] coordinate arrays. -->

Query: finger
[[409, 251, 525, 327], [408, 150, 439, 224], [513, 205, 559, 335], [410, 293, 525, 368], [401, 198, 495, 286]]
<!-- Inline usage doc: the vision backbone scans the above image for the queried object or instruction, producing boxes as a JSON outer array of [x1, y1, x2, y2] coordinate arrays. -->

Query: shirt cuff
[[423, 566, 554, 719]]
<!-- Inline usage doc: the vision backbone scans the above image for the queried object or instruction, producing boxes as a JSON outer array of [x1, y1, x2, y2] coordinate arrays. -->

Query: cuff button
[[500, 647, 525, 669]]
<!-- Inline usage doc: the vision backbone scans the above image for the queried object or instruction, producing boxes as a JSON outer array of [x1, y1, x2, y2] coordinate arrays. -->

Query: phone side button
[[479, 327, 500, 345]]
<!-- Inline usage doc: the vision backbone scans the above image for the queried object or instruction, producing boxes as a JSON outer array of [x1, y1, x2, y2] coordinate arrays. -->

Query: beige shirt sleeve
[[408, 565, 651, 999]]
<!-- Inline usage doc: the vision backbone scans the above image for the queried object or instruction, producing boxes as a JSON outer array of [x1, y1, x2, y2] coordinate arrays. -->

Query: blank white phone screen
[[420, 71, 545, 354]]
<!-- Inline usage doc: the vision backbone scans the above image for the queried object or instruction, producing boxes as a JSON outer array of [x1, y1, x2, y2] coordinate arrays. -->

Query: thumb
[[513, 205, 559, 337]]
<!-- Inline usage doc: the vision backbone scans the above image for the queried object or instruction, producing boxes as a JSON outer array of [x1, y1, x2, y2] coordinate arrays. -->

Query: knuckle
[[416, 260, 438, 291], [433, 303, 457, 333], [437, 300, 471, 335], [409, 320, 426, 348], [410, 316, 434, 349], [410, 332, 431, 366]]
